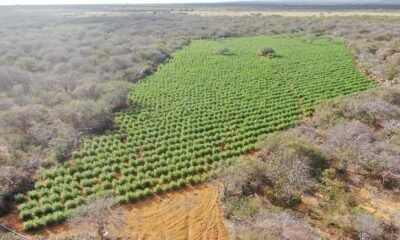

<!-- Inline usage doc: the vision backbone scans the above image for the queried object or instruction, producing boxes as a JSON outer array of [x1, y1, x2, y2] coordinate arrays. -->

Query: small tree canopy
[[215, 47, 231, 55], [258, 48, 276, 58]]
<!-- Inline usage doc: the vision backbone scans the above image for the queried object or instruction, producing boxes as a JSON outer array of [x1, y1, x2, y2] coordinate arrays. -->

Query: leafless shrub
[[109, 55, 133, 71], [58, 100, 112, 134], [0, 67, 31, 92], [376, 47, 395, 61], [316, 88, 400, 128], [232, 209, 323, 240], [49, 233, 98, 240], [219, 158, 268, 200], [0, 98, 14, 111], [16, 57, 46, 72], [353, 213, 384, 240], [286, 124, 324, 144], [95, 81, 133, 111], [44, 52, 69, 64], [388, 53, 400, 65], [258, 47, 276, 58], [139, 49, 168, 64], [0, 164, 36, 215], [324, 120, 400, 186], [342, 98, 400, 127], [370, 31, 393, 41], [67, 196, 125, 240], [325, 121, 376, 153], [215, 47, 231, 55], [71, 82, 97, 99], [29, 120, 79, 161], [258, 133, 325, 206], [2, 105, 48, 131]]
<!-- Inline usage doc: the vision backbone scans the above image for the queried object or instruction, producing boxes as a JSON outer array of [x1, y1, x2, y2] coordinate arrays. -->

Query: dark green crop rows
[[17, 36, 376, 230]]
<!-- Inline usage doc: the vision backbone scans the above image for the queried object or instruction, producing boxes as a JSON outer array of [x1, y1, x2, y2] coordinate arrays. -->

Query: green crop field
[[17, 36, 376, 230]]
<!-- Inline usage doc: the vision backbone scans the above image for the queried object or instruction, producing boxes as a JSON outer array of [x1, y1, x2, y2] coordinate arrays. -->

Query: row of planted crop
[[19, 172, 211, 231]]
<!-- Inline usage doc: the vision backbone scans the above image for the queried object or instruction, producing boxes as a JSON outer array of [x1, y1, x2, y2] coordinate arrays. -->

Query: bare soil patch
[[117, 183, 228, 240]]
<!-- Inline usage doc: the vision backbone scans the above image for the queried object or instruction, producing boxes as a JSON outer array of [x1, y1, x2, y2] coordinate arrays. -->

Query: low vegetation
[[219, 87, 400, 239]]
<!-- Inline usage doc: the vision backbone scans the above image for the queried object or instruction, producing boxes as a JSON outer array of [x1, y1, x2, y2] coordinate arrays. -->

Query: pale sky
[[0, 0, 391, 5], [0, 0, 239, 5]]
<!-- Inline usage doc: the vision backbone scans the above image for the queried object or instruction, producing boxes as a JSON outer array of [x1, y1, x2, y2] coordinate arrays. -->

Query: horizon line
[[2, 2, 400, 6]]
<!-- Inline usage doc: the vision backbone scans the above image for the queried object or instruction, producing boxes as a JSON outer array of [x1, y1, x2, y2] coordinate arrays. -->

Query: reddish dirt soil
[[116, 183, 229, 240]]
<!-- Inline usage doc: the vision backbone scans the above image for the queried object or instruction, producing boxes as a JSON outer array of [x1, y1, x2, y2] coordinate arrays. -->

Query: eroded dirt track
[[118, 184, 229, 240]]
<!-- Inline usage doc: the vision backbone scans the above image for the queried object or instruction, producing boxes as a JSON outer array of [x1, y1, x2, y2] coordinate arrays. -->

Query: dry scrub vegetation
[[0, 5, 399, 236], [219, 87, 400, 239]]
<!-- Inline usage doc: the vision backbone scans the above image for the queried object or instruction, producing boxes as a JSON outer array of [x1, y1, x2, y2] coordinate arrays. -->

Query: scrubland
[[0, 5, 399, 240]]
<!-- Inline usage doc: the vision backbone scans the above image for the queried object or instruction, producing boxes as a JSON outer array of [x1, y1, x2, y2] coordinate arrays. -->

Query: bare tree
[[215, 47, 231, 55], [258, 133, 321, 206], [67, 196, 126, 240], [353, 213, 384, 240], [258, 47, 276, 58], [232, 209, 323, 240]]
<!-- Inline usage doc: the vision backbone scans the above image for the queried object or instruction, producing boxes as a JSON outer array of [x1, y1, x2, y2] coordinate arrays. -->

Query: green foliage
[[224, 197, 261, 221], [14, 193, 25, 203], [318, 168, 346, 202], [19, 36, 376, 230]]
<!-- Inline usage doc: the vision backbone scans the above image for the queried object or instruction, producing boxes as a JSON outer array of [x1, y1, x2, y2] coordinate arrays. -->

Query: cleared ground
[[117, 184, 228, 240]]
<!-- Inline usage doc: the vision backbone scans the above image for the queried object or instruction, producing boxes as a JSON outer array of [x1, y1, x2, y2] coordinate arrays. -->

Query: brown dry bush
[[67, 196, 125, 240]]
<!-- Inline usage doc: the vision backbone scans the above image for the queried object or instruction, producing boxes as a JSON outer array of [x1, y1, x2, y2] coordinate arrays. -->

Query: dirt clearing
[[117, 183, 229, 240]]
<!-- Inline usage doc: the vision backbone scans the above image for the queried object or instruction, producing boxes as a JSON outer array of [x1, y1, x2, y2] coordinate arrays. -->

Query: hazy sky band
[[0, 0, 238, 5], [0, 0, 379, 6]]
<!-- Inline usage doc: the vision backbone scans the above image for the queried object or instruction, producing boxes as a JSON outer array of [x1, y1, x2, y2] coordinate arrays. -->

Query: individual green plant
[[42, 204, 53, 214], [19, 210, 33, 221], [15, 193, 25, 203], [31, 206, 43, 217], [52, 202, 64, 211], [154, 185, 163, 194], [65, 200, 77, 209]]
